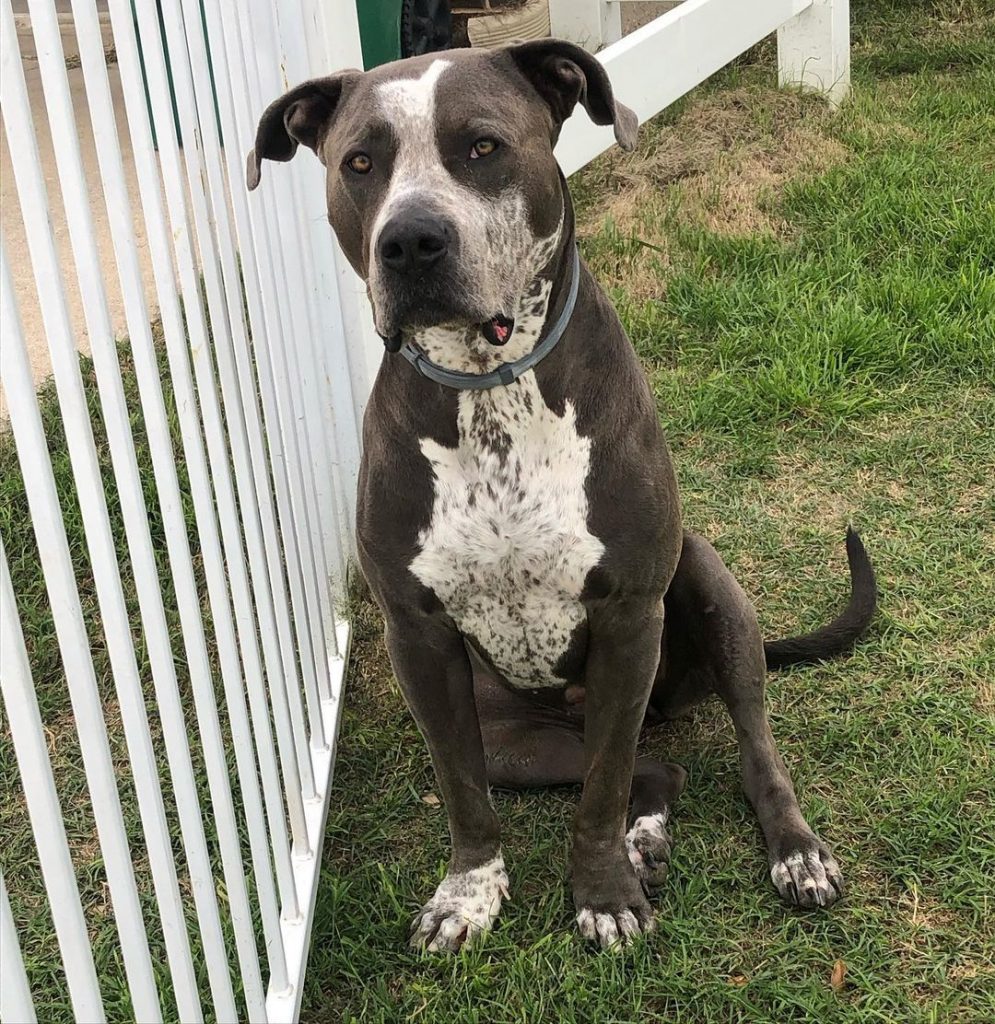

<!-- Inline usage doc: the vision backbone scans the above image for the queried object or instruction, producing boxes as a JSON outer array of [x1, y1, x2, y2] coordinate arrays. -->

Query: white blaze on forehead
[[376, 59, 451, 133], [372, 60, 453, 239]]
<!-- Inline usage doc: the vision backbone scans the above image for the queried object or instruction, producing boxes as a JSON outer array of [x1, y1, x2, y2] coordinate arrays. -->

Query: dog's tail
[[764, 527, 877, 670]]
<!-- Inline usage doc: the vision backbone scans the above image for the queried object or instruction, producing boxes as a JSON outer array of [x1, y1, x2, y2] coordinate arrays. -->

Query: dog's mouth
[[379, 314, 516, 354], [480, 314, 515, 347], [381, 330, 403, 353]]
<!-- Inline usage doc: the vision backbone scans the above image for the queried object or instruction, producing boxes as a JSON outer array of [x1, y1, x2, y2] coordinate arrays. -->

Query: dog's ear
[[504, 39, 638, 151], [246, 72, 358, 190]]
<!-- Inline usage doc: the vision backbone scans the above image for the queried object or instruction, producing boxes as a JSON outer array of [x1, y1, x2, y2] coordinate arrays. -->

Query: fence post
[[777, 0, 850, 108], [548, 0, 622, 53]]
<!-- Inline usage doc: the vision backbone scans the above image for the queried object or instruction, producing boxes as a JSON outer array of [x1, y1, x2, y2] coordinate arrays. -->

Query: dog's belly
[[410, 374, 604, 689]]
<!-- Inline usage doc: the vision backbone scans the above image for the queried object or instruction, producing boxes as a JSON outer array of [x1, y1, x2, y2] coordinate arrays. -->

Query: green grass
[[302, 3, 995, 1021], [2, 1, 994, 1021]]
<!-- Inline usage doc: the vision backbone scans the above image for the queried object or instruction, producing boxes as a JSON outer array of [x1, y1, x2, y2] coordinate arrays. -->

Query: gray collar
[[399, 245, 580, 390]]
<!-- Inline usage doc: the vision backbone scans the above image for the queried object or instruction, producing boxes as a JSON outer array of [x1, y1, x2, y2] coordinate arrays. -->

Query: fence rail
[[0, 0, 847, 1019], [554, 0, 849, 173]]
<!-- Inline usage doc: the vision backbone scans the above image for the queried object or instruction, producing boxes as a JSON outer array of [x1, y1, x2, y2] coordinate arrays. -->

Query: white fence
[[1, 0, 367, 1020], [0, 0, 846, 1021]]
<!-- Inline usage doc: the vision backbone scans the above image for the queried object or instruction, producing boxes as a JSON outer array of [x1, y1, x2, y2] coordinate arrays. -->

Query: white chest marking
[[410, 356, 604, 689]]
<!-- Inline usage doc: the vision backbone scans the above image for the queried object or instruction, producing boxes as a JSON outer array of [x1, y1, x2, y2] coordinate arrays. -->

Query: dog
[[248, 40, 876, 951]]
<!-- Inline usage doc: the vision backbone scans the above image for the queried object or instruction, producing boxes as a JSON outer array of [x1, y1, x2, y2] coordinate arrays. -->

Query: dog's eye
[[346, 152, 372, 174], [470, 138, 499, 160]]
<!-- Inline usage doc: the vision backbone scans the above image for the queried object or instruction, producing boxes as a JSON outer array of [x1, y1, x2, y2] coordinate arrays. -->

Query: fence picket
[[0, 540, 102, 1023], [237, 0, 340, 707], [0, 871, 36, 1024], [0, 231, 159, 1020]]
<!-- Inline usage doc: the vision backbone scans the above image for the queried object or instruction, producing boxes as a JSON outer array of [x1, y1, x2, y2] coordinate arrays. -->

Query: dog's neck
[[408, 191, 576, 376]]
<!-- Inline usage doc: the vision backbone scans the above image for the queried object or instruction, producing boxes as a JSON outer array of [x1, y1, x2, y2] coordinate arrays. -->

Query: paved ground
[[2, 47, 157, 389]]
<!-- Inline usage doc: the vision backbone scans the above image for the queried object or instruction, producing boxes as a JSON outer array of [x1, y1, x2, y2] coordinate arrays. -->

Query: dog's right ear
[[246, 72, 358, 191]]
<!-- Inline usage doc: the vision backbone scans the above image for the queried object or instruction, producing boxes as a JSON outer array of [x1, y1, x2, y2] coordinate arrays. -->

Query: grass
[[2, 0, 994, 1021]]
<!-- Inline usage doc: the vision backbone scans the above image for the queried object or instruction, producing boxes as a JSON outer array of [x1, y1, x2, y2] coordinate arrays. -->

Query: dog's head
[[247, 42, 636, 348]]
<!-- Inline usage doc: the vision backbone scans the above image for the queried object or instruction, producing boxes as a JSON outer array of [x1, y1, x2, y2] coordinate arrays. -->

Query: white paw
[[770, 846, 844, 908], [576, 907, 652, 950], [410, 854, 509, 952], [625, 811, 672, 888]]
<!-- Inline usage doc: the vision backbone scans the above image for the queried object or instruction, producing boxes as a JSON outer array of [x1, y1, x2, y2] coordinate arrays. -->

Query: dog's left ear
[[246, 71, 359, 190], [504, 39, 638, 151]]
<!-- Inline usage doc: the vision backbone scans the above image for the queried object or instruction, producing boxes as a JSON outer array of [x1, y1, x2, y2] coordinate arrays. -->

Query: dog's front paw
[[409, 854, 509, 952], [576, 904, 654, 949], [625, 811, 672, 890], [573, 858, 654, 950], [770, 839, 843, 908]]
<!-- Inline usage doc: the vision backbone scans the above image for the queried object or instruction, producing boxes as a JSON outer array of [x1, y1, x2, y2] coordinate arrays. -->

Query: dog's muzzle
[[373, 210, 464, 350]]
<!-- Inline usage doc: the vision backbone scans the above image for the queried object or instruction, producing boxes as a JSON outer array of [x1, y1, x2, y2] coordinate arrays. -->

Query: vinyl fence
[[1, 0, 369, 1020], [0, 1, 847, 1021]]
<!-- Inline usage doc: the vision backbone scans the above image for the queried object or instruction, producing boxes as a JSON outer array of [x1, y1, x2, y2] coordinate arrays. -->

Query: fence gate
[[0, 1, 372, 1021]]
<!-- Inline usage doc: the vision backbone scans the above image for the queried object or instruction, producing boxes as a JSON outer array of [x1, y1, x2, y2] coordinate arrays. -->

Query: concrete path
[[3, 13, 157, 390]]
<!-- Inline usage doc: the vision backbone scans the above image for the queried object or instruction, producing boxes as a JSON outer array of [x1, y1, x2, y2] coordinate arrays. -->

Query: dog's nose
[[377, 215, 450, 276]]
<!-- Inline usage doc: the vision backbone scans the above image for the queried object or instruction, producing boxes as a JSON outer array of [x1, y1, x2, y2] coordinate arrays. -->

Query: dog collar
[[399, 244, 581, 391]]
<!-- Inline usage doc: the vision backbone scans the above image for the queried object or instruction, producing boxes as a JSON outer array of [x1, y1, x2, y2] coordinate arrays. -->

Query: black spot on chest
[[469, 401, 512, 462]]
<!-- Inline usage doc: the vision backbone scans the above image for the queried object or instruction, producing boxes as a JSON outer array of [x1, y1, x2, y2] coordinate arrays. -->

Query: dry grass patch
[[578, 88, 847, 247], [574, 88, 848, 299], [978, 676, 995, 713]]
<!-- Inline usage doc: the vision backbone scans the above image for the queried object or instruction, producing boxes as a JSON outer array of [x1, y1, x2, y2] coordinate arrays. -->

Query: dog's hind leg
[[661, 532, 845, 908], [476, 673, 687, 892], [626, 758, 687, 889]]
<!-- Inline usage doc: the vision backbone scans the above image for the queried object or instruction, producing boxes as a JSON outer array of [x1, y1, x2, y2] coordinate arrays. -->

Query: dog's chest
[[410, 375, 604, 688]]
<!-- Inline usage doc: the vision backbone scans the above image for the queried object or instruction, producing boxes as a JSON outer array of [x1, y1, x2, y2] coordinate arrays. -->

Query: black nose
[[378, 214, 450, 276]]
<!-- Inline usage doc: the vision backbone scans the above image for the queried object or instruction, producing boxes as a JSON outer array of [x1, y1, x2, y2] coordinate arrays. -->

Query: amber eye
[[470, 138, 499, 160], [347, 152, 372, 174]]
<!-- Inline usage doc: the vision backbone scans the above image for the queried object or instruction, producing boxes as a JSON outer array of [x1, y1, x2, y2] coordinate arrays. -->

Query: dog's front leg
[[384, 607, 506, 952], [572, 596, 664, 948]]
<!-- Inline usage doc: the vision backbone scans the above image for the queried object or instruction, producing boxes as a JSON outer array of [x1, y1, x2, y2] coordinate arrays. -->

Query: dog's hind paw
[[625, 811, 672, 890], [770, 842, 844, 908], [409, 854, 509, 952]]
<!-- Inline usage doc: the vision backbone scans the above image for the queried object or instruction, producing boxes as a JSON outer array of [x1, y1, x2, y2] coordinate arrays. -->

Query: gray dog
[[248, 40, 876, 951]]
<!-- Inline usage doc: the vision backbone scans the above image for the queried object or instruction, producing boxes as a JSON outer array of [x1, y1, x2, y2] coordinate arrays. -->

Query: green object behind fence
[[357, 0, 404, 69]]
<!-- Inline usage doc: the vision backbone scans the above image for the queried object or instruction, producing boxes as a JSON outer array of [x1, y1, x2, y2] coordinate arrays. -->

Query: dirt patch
[[762, 453, 859, 526], [577, 88, 847, 280], [897, 886, 960, 932], [978, 677, 995, 713]]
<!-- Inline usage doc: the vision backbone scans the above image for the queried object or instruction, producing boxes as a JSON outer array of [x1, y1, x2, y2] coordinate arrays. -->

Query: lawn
[[2, 1, 993, 1022], [302, 2, 995, 1021]]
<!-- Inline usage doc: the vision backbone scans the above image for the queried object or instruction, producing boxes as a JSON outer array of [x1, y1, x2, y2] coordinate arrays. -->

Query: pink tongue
[[493, 321, 510, 343]]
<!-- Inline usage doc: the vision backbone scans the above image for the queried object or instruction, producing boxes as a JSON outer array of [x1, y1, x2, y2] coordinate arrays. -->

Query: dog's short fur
[[249, 42, 876, 951]]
